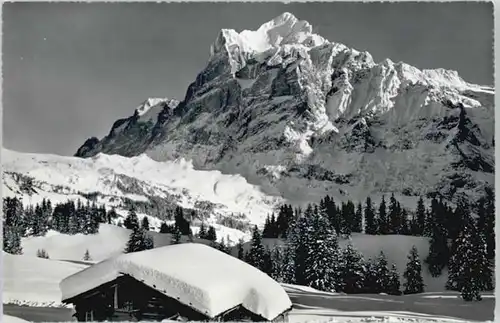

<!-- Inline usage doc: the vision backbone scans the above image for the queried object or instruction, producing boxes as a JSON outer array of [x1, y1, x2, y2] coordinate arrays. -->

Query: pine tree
[[107, 207, 118, 224], [403, 246, 424, 294], [415, 197, 426, 236], [159, 222, 169, 233], [206, 226, 217, 242], [446, 217, 485, 301], [198, 222, 207, 239], [236, 238, 245, 260], [374, 251, 391, 293], [378, 196, 389, 235], [125, 227, 154, 253], [304, 211, 343, 292], [83, 249, 92, 261], [269, 246, 283, 282], [479, 188, 495, 259], [124, 207, 139, 230], [340, 201, 355, 236], [364, 197, 377, 235], [425, 211, 449, 277], [400, 208, 411, 235], [388, 264, 401, 295], [262, 247, 274, 276], [247, 226, 266, 272], [341, 242, 365, 293], [36, 249, 49, 259], [171, 228, 182, 245], [3, 225, 23, 255], [353, 202, 363, 233], [363, 259, 378, 294], [141, 216, 150, 231], [388, 193, 402, 234]]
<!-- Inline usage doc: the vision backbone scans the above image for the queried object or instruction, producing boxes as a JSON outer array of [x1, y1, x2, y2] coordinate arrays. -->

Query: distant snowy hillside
[[2, 149, 281, 235], [21, 224, 243, 262], [3, 252, 86, 307], [75, 12, 494, 207]]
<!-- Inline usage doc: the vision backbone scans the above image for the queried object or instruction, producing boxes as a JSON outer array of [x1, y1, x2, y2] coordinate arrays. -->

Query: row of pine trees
[[240, 192, 495, 301], [3, 197, 120, 255]]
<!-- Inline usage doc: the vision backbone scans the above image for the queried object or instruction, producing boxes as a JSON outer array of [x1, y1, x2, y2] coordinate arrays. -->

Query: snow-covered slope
[[75, 12, 494, 207], [2, 148, 281, 233], [3, 252, 87, 307], [21, 223, 243, 262], [60, 243, 292, 321]]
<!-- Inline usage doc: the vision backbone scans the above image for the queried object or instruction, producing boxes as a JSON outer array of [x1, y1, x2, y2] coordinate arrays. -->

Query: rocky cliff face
[[75, 13, 494, 207]]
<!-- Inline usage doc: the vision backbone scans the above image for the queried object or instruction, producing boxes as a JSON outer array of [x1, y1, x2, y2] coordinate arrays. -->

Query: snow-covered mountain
[[74, 13, 494, 208], [2, 148, 281, 236]]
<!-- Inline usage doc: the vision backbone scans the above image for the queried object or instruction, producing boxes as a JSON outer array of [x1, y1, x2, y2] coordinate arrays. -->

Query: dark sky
[[3, 2, 494, 156]]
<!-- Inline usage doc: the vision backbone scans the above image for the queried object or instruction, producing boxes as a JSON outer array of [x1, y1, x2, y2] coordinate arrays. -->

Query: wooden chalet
[[60, 244, 292, 322]]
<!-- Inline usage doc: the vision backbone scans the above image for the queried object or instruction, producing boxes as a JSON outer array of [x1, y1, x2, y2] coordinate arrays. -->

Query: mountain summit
[[75, 13, 494, 206]]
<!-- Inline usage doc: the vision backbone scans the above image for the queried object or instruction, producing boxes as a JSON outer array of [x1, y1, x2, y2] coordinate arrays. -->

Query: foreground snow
[[60, 243, 292, 321], [3, 252, 87, 307], [2, 315, 31, 323], [287, 307, 489, 323]]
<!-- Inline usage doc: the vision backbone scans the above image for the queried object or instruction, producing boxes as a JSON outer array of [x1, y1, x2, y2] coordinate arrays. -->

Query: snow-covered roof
[[60, 243, 292, 321]]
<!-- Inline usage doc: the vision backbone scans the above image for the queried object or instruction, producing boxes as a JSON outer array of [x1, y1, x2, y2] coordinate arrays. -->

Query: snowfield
[[60, 243, 292, 321], [2, 315, 31, 323], [21, 223, 223, 263], [2, 252, 87, 307]]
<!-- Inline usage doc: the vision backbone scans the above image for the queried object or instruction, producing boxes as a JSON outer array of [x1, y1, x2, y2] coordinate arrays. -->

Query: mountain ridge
[[40, 13, 499, 209]]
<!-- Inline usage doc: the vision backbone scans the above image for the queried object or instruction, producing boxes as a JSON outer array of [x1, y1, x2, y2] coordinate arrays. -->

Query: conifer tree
[[160, 222, 173, 234], [378, 196, 389, 235], [363, 259, 378, 294], [198, 222, 207, 239], [388, 264, 401, 295], [247, 226, 266, 272], [171, 228, 182, 245], [262, 247, 274, 276], [304, 211, 343, 292], [364, 197, 377, 235], [341, 242, 365, 293], [340, 201, 355, 236], [236, 238, 245, 260], [207, 226, 217, 242], [3, 225, 23, 255], [325, 196, 340, 234], [446, 218, 482, 301], [36, 249, 49, 259], [353, 202, 363, 233], [425, 206, 449, 277], [83, 249, 92, 261], [125, 226, 154, 253], [141, 216, 150, 231], [403, 246, 424, 294], [124, 207, 139, 230], [400, 208, 411, 235], [107, 207, 118, 224], [217, 237, 230, 254], [415, 197, 426, 236], [374, 251, 391, 293], [289, 210, 312, 286], [388, 193, 402, 234], [269, 246, 283, 282]]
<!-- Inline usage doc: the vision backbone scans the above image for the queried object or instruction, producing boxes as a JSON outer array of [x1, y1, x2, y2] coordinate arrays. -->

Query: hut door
[[85, 310, 93, 322]]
